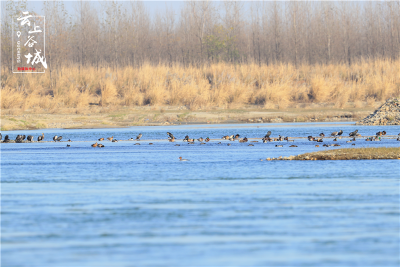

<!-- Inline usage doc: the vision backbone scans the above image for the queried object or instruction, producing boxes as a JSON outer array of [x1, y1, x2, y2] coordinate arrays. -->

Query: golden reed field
[[1, 58, 399, 113]]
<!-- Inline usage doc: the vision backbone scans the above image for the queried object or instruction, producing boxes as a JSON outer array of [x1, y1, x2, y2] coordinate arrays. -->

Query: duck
[[251, 141, 259, 143], [264, 131, 272, 138], [333, 144, 340, 147], [134, 143, 140, 145], [99, 138, 104, 141], [376, 131, 383, 136], [205, 137, 210, 142], [197, 137, 203, 142], [0, 133, 2, 140], [4, 135, 10, 142], [136, 133, 142, 140], [66, 144, 70, 147], [317, 138, 323, 142], [248, 144, 254, 146], [53, 135, 58, 142], [91, 142, 98, 147], [227, 143, 231, 146], [286, 139, 294, 142], [315, 145, 320, 147], [337, 130, 343, 136], [68, 139, 72, 142], [169, 137, 175, 142], [346, 140, 352, 143], [235, 134, 240, 139], [239, 137, 248, 143], [222, 135, 229, 140], [187, 138, 195, 142], [308, 136, 315, 141], [128, 138, 134, 141], [149, 143, 153, 145], [179, 157, 188, 161], [112, 139, 118, 142], [38, 133, 44, 141], [27, 135, 33, 142], [175, 144, 180, 146], [382, 131, 386, 135], [275, 145, 283, 147], [289, 145, 298, 147], [331, 131, 338, 137], [323, 144, 329, 147], [352, 143, 356, 145], [167, 132, 174, 138], [56, 136, 62, 142], [107, 136, 113, 141], [183, 135, 190, 142], [200, 142, 206, 145], [98, 144, 105, 147], [319, 133, 325, 137], [333, 138, 337, 141]]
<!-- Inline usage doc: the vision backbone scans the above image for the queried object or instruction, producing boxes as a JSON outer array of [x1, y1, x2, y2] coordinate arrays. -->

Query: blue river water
[[1, 122, 399, 266]]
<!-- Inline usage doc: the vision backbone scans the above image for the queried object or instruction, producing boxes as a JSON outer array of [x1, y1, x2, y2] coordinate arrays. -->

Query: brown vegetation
[[1, 59, 399, 112], [270, 147, 400, 161]]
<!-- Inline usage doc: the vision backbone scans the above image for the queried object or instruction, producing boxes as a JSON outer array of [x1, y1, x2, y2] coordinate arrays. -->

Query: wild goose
[[27, 135, 33, 142], [349, 130, 358, 137], [136, 133, 142, 140], [38, 133, 44, 142]]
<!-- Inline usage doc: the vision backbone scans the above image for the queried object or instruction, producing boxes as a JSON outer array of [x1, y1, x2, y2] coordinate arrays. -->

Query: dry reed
[[1, 58, 399, 112]]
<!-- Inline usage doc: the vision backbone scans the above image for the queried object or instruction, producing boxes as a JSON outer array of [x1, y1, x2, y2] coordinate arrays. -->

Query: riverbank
[[268, 147, 400, 161], [1, 105, 374, 131]]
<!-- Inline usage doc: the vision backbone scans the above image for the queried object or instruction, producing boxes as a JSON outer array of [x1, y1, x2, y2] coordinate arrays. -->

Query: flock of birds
[[1, 130, 398, 161], [1, 130, 399, 148]]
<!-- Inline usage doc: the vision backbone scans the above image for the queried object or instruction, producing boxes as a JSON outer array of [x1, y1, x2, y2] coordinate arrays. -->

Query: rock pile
[[357, 97, 400, 125]]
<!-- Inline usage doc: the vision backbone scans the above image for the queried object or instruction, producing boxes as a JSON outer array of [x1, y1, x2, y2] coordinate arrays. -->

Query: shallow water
[[1, 122, 399, 266]]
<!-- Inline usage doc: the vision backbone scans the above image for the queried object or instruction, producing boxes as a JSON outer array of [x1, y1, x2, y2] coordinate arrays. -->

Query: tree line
[[2, 1, 400, 72]]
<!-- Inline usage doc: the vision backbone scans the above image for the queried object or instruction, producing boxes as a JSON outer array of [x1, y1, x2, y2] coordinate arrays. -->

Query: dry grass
[[1, 58, 399, 112], [292, 147, 400, 160]]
